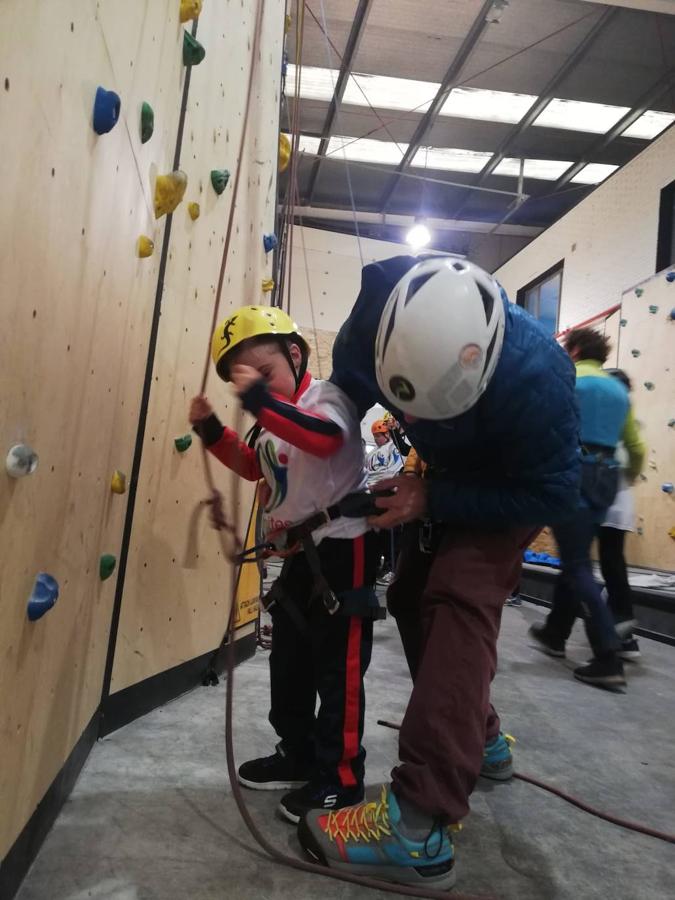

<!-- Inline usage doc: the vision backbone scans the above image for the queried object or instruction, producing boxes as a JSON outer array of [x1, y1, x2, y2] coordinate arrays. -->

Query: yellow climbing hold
[[284, 13, 292, 34], [188, 201, 200, 221], [669, 526, 675, 540], [136, 236, 154, 258], [111, 470, 127, 494], [262, 278, 275, 293], [154, 170, 188, 218], [179, 0, 202, 23], [279, 133, 291, 174]]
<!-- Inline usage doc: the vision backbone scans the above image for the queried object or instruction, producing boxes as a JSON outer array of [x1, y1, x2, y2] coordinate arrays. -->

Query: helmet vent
[[482, 328, 499, 377], [476, 281, 495, 325], [452, 262, 466, 272], [404, 271, 437, 306]]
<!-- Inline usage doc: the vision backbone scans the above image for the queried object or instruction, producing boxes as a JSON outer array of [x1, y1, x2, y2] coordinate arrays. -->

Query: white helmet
[[375, 256, 505, 420]]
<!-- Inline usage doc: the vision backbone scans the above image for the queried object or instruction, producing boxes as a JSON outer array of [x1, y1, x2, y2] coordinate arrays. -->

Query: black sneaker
[[237, 743, 313, 791], [505, 594, 523, 607], [574, 657, 626, 688], [278, 780, 364, 824], [615, 618, 638, 639], [618, 638, 641, 662], [528, 622, 565, 657]]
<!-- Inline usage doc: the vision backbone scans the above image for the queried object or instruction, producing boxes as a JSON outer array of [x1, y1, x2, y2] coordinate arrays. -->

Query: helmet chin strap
[[278, 337, 308, 390]]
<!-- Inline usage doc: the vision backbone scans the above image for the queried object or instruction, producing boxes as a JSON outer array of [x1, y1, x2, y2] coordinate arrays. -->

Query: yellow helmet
[[211, 305, 308, 381], [278, 133, 291, 174]]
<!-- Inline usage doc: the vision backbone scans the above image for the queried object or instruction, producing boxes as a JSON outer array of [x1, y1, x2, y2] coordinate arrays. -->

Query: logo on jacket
[[258, 440, 289, 511]]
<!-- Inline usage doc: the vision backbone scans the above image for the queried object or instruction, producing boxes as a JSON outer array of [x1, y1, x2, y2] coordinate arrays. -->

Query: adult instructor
[[299, 255, 580, 891]]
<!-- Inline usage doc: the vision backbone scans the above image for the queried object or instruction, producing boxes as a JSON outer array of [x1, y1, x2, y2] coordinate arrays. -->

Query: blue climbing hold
[[669, 308, 675, 321], [620, 319, 627, 327], [662, 482, 674, 494], [666, 271, 675, 283], [263, 233, 278, 253], [282, 51, 288, 77], [668, 419, 675, 428], [93, 86, 121, 135], [523, 549, 560, 568], [27, 573, 60, 621]]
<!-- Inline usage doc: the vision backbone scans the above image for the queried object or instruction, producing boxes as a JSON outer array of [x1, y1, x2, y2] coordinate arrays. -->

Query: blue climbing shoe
[[480, 732, 514, 781], [298, 784, 456, 890]]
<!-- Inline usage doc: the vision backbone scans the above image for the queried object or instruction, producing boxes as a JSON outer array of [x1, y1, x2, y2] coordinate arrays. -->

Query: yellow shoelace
[[324, 785, 392, 844]]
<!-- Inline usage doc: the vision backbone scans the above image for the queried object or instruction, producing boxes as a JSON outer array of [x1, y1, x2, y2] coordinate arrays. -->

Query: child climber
[[189, 306, 381, 824]]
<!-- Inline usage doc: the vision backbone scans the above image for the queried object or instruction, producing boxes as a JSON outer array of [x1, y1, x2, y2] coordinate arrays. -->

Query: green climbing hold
[[649, 305, 659, 314], [175, 434, 192, 452], [668, 419, 675, 428], [99, 554, 117, 581], [620, 319, 627, 327], [183, 31, 205, 66], [631, 349, 640, 358], [635, 288, 644, 298], [644, 381, 655, 391], [141, 102, 154, 143], [210, 169, 230, 195]]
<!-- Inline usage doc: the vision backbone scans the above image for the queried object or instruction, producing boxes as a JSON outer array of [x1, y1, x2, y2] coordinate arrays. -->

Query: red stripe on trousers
[[337, 616, 362, 788]]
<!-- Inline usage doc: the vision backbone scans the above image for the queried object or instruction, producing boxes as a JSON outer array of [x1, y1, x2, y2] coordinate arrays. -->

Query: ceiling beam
[[303, 0, 374, 204], [450, 6, 617, 220], [290, 204, 544, 237], [551, 64, 675, 191], [376, 0, 495, 212]]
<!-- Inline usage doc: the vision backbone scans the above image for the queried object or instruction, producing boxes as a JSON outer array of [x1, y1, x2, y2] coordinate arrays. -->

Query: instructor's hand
[[368, 476, 428, 529]]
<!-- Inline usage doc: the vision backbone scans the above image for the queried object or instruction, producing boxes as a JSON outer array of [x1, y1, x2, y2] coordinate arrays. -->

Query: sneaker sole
[[615, 619, 638, 639], [480, 763, 513, 782], [297, 819, 456, 891], [619, 651, 641, 661], [528, 638, 565, 658], [573, 672, 626, 687], [237, 775, 309, 791], [278, 801, 302, 824]]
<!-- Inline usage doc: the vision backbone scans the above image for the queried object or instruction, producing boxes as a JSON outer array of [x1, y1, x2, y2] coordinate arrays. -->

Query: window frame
[[515, 260, 564, 336]]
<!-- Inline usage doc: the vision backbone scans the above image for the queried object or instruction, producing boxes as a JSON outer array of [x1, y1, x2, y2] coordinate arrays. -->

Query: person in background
[[366, 419, 402, 582], [598, 368, 646, 660], [529, 328, 644, 688]]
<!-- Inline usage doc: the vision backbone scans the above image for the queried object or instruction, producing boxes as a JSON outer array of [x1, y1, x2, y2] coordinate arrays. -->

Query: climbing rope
[[375, 721, 675, 847]]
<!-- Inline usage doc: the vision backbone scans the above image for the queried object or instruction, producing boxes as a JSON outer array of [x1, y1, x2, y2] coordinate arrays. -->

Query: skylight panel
[[622, 110, 675, 140], [494, 157, 573, 180], [286, 64, 336, 102], [411, 146, 492, 173], [441, 86, 537, 125], [533, 98, 629, 134], [327, 135, 407, 165], [344, 72, 437, 113], [298, 135, 321, 154], [570, 163, 619, 184]]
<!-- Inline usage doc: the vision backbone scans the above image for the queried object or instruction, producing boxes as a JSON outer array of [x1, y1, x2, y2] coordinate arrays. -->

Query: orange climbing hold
[[154, 170, 187, 218], [188, 201, 200, 221], [137, 236, 155, 258], [179, 0, 202, 23]]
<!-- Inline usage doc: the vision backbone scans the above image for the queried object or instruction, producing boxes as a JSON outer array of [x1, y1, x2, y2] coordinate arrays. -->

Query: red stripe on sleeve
[[255, 404, 344, 458], [207, 427, 262, 481]]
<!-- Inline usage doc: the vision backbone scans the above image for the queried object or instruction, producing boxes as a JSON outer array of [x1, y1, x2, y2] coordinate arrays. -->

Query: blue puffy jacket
[[331, 255, 581, 527]]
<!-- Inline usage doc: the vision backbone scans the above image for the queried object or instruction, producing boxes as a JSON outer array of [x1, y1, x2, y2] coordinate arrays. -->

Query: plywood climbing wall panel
[[617, 269, 675, 570], [109, 0, 285, 693], [0, 0, 186, 859]]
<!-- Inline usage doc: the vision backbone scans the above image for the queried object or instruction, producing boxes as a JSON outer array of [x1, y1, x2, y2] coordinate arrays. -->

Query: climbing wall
[[617, 269, 675, 571], [0, 0, 186, 861], [0, 0, 285, 865], [109, 0, 284, 693]]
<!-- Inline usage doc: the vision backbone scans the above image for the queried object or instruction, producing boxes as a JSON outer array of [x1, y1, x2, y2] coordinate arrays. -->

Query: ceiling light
[[494, 157, 573, 180], [412, 146, 492, 173], [298, 135, 321, 154], [622, 110, 675, 140], [533, 98, 628, 134], [441, 86, 536, 125], [570, 163, 619, 184], [327, 135, 407, 165], [406, 222, 431, 251]]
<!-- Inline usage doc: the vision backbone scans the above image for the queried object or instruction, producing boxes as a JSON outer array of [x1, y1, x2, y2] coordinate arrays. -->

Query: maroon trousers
[[387, 522, 531, 823]]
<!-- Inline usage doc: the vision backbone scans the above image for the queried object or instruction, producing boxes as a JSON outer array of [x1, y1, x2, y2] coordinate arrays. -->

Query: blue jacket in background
[[330, 255, 581, 528], [574, 359, 629, 448]]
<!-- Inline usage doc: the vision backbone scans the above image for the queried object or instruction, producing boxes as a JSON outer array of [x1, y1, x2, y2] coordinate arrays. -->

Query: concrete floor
[[17, 600, 675, 900]]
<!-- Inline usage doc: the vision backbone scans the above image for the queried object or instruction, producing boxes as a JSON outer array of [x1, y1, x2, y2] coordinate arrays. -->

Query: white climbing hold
[[6, 444, 39, 478]]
